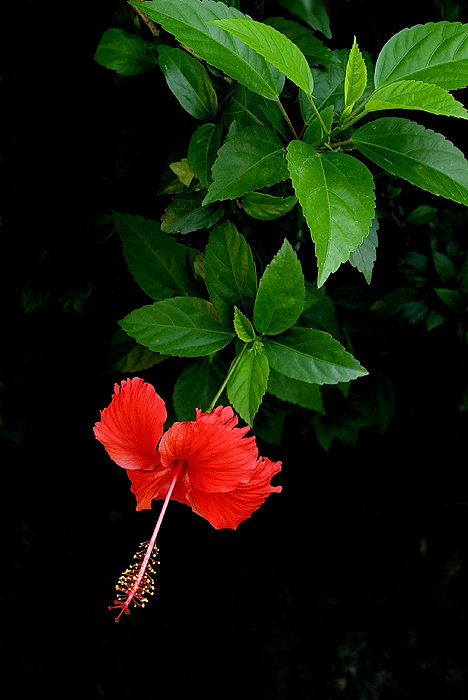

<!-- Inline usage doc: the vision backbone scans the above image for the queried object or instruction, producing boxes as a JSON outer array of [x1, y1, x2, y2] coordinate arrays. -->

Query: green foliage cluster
[[93, 0, 468, 447]]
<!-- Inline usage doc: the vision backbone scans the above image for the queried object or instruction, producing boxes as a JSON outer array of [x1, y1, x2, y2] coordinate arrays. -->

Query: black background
[[2, 1, 468, 698]]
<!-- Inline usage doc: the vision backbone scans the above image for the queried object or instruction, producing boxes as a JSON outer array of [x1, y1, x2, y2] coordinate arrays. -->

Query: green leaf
[[344, 37, 367, 112], [303, 105, 334, 145], [113, 211, 198, 299], [299, 48, 374, 119], [275, 0, 331, 39], [374, 21, 468, 90], [222, 83, 289, 138], [234, 307, 256, 342], [286, 141, 376, 286], [203, 125, 289, 204], [352, 117, 468, 206], [157, 45, 218, 119], [263, 327, 368, 384], [264, 17, 332, 66], [161, 192, 224, 234], [227, 343, 270, 424], [241, 192, 298, 220], [210, 17, 315, 95], [169, 158, 194, 187], [349, 218, 379, 284], [204, 221, 258, 319], [94, 28, 159, 76], [434, 287, 464, 313], [173, 356, 228, 418], [188, 123, 222, 188], [366, 80, 468, 119], [119, 297, 235, 357], [267, 366, 325, 412], [253, 239, 305, 335], [130, 0, 284, 99]]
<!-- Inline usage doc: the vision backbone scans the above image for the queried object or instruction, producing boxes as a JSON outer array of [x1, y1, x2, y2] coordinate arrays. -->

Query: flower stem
[[206, 343, 248, 413], [109, 461, 184, 622]]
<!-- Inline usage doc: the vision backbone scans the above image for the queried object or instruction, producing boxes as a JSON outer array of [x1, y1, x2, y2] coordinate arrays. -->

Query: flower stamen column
[[109, 460, 184, 622]]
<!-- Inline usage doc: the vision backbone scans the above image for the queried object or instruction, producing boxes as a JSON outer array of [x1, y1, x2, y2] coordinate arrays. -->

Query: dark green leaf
[[275, 0, 331, 39], [264, 17, 332, 66], [188, 123, 222, 188], [173, 355, 228, 418], [241, 192, 298, 220], [227, 343, 270, 424], [374, 21, 468, 90], [222, 83, 289, 137], [130, 0, 285, 99], [203, 125, 289, 204], [204, 220, 258, 319], [119, 297, 235, 356], [349, 218, 379, 284], [434, 287, 464, 313], [263, 327, 368, 384], [287, 141, 376, 286], [352, 117, 468, 206], [267, 366, 325, 412], [157, 45, 218, 119], [253, 239, 305, 335], [113, 211, 198, 299], [94, 28, 158, 76], [161, 192, 224, 234]]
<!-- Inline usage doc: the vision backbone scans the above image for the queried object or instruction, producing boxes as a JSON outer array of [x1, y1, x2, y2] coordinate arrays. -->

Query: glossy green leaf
[[119, 297, 235, 357], [157, 45, 218, 119], [203, 125, 289, 205], [374, 21, 468, 90], [227, 343, 270, 424], [241, 192, 298, 220], [210, 17, 315, 95], [344, 37, 367, 111], [234, 307, 256, 342], [188, 123, 222, 188], [286, 141, 376, 286], [352, 117, 468, 206], [94, 28, 158, 76], [366, 80, 468, 119], [267, 367, 325, 412], [161, 192, 224, 234], [130, 0, 284, 99], [204, 221, 257, 319], [275, 0, 331, 39], [253, 239, 305, 335], [263, 327, 368, 384], [113, 211, 198, 299]]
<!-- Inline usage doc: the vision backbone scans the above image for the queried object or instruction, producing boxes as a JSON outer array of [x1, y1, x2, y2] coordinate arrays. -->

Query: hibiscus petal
[[128, 461, 192, 511], [189, 456, 282, 529], [94, 377, 166, 470], [159, 405, 258, 493]]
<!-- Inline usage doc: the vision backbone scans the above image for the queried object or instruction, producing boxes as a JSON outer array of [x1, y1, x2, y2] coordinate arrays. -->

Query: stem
[[206, 342, 249, 413], [277, 99, 299, 140], [305, 93, 330, 139]]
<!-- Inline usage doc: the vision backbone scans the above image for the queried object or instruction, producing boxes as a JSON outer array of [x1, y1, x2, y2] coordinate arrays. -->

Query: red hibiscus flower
[[94, 377, 281, 620]]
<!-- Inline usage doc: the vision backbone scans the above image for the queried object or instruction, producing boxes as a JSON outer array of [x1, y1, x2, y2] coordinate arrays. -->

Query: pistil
[[109, 460, 184, 622]]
